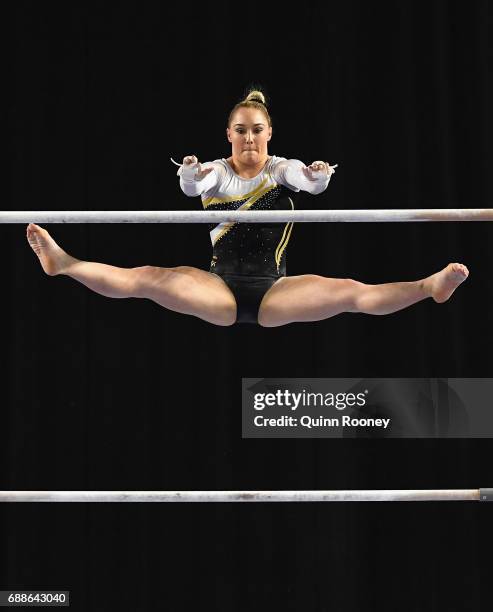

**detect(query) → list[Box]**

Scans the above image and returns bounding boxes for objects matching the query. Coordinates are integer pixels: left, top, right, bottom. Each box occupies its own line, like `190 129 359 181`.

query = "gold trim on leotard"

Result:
203 177 270 208
210 183 279 246
274 197 295 272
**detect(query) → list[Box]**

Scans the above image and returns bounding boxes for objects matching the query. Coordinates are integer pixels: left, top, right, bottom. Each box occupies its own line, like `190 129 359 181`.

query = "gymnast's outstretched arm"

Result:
173 155 224 197
272 159 337 195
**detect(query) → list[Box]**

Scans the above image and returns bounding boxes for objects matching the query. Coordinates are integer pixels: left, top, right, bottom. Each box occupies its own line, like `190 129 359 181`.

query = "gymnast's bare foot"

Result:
425 263 469 303
26 223 75 276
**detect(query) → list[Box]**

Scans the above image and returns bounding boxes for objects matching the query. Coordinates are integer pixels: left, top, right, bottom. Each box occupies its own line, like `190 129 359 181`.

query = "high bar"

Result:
0 489 491 502
1 209 493 224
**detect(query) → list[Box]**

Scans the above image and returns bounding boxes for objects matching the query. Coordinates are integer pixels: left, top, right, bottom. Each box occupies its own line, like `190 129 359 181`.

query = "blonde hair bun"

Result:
227 87 272 127
245 90 266 105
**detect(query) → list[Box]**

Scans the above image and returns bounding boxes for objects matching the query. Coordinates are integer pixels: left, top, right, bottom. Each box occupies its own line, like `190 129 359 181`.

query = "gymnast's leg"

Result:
26 223 237 326
257 264 469 327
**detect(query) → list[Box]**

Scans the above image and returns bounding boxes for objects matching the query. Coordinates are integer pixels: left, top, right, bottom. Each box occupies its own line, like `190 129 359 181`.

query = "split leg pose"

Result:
26 223 468 328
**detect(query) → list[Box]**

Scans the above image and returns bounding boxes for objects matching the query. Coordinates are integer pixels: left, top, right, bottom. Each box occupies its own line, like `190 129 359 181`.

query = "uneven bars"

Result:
1 210 493 224
0 489 491 502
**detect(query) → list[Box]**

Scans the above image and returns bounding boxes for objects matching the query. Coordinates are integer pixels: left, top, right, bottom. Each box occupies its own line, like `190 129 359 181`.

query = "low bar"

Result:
1 209 493 224
0 489 487 502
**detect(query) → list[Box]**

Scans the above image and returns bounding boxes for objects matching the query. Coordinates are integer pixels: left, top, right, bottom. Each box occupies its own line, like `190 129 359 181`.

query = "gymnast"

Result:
26 88 468 327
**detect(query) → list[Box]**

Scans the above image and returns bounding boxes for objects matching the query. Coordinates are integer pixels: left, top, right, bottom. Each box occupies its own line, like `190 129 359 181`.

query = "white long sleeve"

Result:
272 159 333 195
177 161 224 197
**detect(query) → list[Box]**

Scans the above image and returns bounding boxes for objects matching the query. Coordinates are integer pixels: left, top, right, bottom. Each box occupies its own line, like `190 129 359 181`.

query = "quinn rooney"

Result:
254 415 391 429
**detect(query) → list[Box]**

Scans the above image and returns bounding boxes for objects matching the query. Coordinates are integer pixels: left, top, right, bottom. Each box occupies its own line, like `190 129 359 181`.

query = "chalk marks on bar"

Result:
1 210 493 224
0 489 485 502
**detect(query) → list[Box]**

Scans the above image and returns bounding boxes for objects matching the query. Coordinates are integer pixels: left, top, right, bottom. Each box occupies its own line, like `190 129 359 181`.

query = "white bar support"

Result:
1 209 493 224
0 489 483 502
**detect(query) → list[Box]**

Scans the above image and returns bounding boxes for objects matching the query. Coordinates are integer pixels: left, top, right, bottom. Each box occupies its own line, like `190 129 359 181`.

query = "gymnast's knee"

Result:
316 277 367 313
131 265 173 298
342 278 369 313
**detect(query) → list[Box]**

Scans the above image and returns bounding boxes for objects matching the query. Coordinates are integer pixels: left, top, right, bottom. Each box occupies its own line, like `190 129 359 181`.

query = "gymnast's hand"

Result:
303 161 338 181
182 155 214 181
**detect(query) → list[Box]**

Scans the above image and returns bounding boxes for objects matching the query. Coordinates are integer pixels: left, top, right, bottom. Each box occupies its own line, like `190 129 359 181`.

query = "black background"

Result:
3 1 492 610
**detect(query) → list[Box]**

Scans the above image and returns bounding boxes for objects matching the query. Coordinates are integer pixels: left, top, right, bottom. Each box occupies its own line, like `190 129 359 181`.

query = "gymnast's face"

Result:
227 107 272 163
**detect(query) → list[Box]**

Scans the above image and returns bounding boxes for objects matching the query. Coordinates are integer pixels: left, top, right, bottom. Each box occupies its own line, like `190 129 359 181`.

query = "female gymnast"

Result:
26 89 468 327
